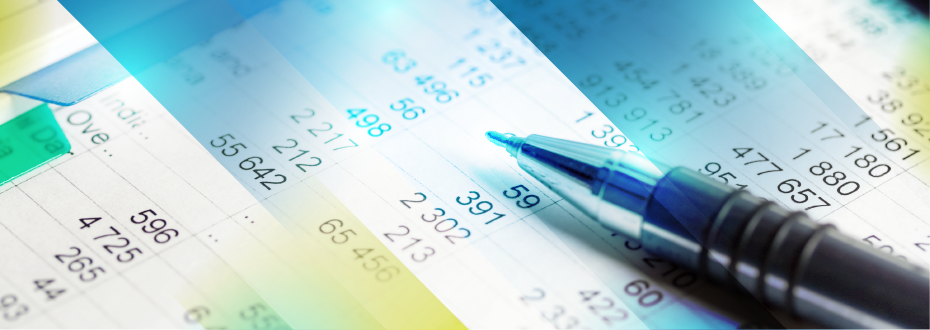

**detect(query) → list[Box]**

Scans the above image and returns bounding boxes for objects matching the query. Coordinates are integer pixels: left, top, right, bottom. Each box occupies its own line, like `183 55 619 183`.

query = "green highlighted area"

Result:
0 103 70 186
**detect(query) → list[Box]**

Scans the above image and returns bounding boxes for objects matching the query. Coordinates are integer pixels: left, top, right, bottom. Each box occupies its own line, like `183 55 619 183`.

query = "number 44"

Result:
33 279 65 301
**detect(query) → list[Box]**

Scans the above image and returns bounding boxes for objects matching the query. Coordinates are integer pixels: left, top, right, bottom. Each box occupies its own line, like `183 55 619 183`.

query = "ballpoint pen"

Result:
486 131 929 329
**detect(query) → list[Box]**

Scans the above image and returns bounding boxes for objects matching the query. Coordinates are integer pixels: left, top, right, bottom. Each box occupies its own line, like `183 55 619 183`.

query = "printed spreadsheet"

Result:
0 0 927 329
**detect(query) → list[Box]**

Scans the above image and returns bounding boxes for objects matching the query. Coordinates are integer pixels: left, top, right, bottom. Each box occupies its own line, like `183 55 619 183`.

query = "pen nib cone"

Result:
485 131 524 157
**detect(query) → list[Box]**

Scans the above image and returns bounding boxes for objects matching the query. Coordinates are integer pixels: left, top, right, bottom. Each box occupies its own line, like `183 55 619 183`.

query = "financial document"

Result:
0 0 927 328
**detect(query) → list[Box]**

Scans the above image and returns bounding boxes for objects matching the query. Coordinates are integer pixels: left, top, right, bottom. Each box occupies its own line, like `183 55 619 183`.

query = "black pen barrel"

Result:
638 167 929 328
488 132 929 328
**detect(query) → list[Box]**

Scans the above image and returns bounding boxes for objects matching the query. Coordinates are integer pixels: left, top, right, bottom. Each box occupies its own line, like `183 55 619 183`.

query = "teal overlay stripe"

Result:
0 103 71 186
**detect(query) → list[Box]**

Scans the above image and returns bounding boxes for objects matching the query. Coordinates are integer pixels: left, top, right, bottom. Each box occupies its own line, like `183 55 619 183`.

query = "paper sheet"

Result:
0 0 926 328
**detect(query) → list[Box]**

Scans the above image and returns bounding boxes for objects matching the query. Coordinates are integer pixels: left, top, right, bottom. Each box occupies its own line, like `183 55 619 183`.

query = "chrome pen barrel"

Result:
489 132 666 239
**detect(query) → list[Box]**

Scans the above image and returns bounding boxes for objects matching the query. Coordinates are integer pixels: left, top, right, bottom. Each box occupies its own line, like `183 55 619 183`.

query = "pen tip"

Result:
485 131 525 157
485 131 507 146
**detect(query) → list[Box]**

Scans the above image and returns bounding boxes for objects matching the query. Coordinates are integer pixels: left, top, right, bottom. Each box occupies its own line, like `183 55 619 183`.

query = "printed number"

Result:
90 225 144 263
376 266 400 282
346 109 393 136
410 246 436 262
848 153 892 177
456 191 506 224
542 305 579 329
870 128 921 162
650 127 673 141
130 209 179 244
184 306 212 325
295 157 322 172
809 161 859 195
319 219 344 234
389 98 426 120
621 108 674 141
400 193 427 208
777 179 831 210
456 191 481 206
690 77 737 106
290 108 316 123
502 185 540 208
210 134 250 157
53 247 106 282
307 122 333 137
271 139 297 153
810 122 845 140
423 81 459 103
698 162 744 188
246 160 283 179
623 280 663 307
444 228 471 244
210 134 234 147
236 156 288 190
270 139 324 172
353 249 401 282
578 291 629 325
383 225 410 242
419 207 472 244
382 225 436 263
421 208 445 222
914 236 930 252
360 255 385 270
32 279 65 301
318 219 355 244
590 125 632 148
239 303 282 329
0 294 29 321
867 90 903 113
382 50 417 73
863 235 907 261
78 217 100 229
223 144 246 156
733 149 783 175
259 175 287 190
